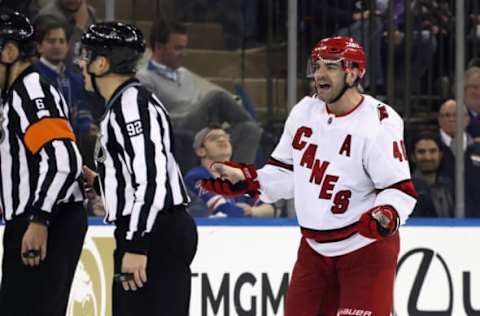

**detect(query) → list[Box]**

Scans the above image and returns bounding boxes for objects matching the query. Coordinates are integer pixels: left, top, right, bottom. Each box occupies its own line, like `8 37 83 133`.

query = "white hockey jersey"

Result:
257 94 417 256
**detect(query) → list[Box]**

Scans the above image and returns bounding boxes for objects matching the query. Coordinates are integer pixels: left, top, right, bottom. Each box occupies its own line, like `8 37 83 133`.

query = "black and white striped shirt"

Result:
95 78 189 251
0 66 83 222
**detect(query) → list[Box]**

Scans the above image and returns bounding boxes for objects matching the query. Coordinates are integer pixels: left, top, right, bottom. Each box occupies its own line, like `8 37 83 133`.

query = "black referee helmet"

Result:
78 21 145 75
0 9 34 60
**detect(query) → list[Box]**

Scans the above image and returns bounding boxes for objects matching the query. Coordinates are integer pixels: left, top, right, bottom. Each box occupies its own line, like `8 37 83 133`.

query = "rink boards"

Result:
0 218 479 316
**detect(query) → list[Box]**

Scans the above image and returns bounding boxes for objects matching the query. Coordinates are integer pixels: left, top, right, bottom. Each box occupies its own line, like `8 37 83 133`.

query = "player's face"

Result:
37 28 68 65
313 59 346 103
157 33 187 70
413 139 442 173
201 129 232 161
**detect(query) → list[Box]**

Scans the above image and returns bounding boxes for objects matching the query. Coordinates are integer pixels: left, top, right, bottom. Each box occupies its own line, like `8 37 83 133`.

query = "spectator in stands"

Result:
136 19 262 168
464 67 480 138
410 132 454 217
184 125 274 217
436 98 480 217
437 99 473 180
33 14 98 167
467 57 480 69
36 0 96 66
391 0 448 94
176 0 261 50
465 0 480 53
34 15 91 133
465 142 480 217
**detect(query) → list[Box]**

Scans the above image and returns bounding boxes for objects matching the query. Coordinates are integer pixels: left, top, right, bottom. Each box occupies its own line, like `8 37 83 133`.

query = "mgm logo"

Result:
67 236 112 316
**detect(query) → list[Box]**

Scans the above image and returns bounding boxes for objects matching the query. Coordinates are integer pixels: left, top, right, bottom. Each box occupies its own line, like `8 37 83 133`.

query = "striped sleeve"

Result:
115 88 168 254
31 139 82 218
13 76 82 220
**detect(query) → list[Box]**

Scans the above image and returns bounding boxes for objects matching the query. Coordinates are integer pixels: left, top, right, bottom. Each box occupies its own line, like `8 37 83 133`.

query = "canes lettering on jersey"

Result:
291 126 353 213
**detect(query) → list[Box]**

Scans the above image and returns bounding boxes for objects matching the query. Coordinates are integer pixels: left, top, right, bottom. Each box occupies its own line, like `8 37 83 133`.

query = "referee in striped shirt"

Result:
0 10 87 316
79 22 197 315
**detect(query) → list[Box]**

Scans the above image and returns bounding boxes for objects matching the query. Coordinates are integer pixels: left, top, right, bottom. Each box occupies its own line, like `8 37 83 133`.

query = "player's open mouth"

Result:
318 83 331 90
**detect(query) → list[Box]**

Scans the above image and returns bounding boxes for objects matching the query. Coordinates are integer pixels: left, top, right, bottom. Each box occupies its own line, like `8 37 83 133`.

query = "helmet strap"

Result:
89 72 101 96
328 73 352 104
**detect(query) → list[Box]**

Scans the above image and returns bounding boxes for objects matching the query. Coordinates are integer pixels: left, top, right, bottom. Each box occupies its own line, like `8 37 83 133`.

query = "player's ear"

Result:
346 68 360 86
96 55 110 73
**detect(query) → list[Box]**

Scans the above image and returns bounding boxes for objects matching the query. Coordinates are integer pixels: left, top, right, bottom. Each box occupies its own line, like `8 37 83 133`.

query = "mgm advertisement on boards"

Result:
1 224 479 316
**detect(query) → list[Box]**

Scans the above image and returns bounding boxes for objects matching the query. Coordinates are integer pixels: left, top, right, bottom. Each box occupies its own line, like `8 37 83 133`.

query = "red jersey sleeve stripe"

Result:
267 157 294 171
378 179 418 199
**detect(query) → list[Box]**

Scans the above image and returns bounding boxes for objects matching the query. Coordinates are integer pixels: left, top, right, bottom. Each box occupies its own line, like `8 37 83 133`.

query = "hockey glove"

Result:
357 205 400 239
200 161 260 199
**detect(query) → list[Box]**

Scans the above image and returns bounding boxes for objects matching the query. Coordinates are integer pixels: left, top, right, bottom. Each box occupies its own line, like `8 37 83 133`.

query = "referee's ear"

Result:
95 55 111 74
1 41 20 64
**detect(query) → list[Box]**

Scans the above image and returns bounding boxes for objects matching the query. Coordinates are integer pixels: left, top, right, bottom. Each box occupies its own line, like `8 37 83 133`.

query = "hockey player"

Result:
202 36 417 315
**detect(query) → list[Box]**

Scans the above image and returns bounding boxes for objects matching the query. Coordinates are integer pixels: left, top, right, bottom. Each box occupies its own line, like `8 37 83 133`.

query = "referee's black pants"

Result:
112 206 198 316
0 202 87 316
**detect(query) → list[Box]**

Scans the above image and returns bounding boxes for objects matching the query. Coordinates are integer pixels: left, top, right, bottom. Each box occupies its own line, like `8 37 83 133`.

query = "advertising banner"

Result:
0 219 479 316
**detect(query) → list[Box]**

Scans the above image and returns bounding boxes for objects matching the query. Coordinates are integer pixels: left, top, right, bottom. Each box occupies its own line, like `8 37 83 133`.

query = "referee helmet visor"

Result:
73 42 94 64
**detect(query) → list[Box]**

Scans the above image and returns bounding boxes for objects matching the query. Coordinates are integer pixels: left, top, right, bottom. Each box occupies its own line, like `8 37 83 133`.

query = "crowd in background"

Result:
17 0 480 219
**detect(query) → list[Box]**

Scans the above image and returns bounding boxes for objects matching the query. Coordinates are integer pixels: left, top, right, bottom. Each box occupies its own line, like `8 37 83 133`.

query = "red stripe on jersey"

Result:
378 180 418 199
267 157 293 171
301 222 359 243
326 95 364 117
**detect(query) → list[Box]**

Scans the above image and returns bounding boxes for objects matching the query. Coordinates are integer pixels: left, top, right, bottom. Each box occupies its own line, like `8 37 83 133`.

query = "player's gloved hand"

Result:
357 205 399 239
200 161 260 199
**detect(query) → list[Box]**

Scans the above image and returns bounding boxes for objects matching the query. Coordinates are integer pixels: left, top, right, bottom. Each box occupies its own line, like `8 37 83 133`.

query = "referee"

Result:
0 10 87 316
79 22 198 315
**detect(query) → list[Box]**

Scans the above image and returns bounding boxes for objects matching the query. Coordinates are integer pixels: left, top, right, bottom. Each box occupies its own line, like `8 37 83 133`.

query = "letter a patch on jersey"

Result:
339 134 352 157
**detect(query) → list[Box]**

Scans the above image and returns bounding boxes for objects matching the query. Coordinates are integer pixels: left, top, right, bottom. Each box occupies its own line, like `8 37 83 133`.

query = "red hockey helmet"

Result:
310 36 366 78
